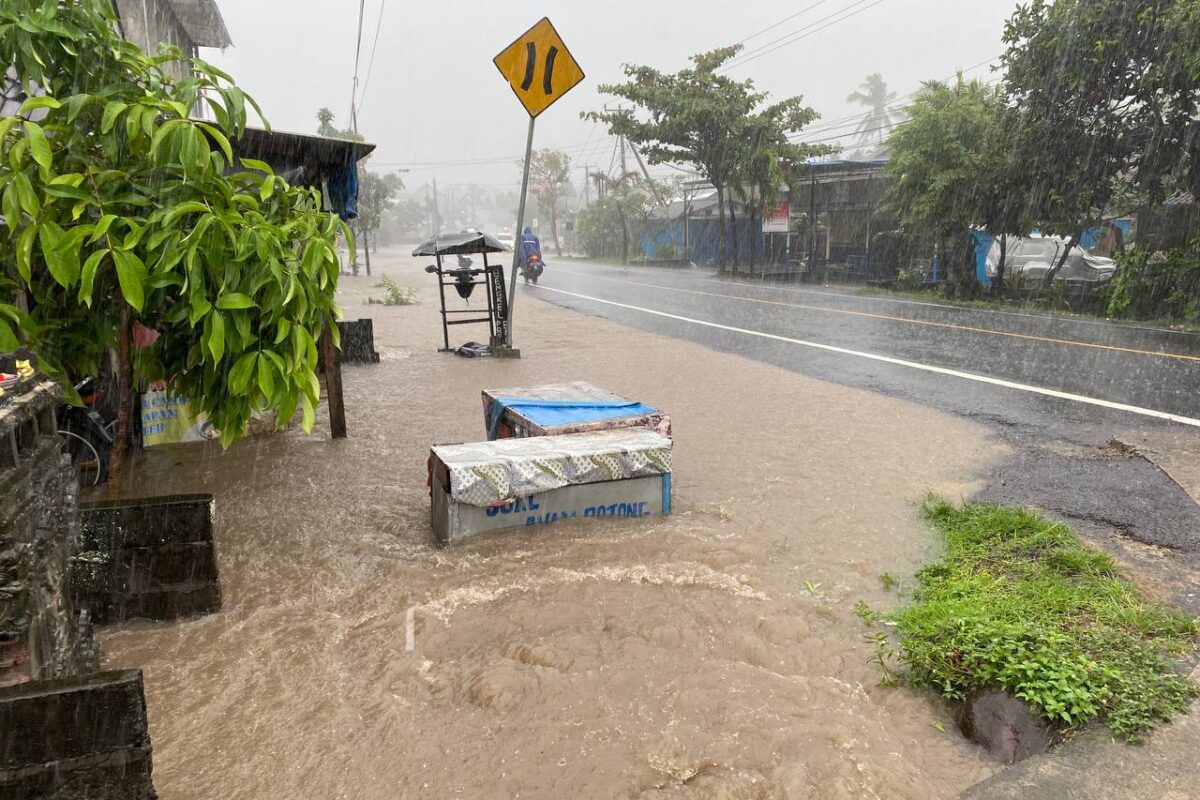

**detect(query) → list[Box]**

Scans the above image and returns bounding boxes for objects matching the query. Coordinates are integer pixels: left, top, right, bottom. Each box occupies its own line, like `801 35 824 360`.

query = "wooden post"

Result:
106 301 134 500
320 324 347 439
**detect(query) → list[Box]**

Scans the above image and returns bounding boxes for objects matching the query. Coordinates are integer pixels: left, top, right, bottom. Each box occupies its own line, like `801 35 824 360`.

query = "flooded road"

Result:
100 248 1006 799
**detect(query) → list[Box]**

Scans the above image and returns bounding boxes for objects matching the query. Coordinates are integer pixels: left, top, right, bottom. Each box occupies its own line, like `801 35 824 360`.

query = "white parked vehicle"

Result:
985 235 1116 283
494 232 516 252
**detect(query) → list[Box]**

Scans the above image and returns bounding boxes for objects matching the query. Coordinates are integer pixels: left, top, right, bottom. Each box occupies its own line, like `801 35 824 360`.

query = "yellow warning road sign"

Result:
494 17 585 118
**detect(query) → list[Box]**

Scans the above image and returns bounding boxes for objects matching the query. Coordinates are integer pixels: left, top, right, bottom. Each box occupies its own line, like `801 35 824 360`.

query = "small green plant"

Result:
802 580 824 598
854 600 883 626
865 630 898 687
888 497 1199 741
880 572 900 592
368 275 418 306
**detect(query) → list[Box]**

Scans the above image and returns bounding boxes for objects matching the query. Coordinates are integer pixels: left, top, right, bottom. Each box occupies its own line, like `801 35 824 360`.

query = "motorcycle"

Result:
58 376 116 487
520 252 544 284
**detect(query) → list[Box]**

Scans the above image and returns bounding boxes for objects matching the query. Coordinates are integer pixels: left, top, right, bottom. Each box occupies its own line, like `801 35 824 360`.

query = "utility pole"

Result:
425 183 433 236
432 178 442 235
628 141 667 211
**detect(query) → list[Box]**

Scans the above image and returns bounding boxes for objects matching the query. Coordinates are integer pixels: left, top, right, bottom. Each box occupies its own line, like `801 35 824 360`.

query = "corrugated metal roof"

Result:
165 0 232 48
233 127 376 172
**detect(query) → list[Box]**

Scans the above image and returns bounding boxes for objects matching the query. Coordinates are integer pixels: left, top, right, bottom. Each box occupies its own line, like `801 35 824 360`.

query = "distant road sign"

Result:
494 17 585 118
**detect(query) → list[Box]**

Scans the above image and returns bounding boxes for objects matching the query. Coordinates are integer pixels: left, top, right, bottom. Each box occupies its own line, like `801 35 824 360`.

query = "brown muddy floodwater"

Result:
100 248 1007 799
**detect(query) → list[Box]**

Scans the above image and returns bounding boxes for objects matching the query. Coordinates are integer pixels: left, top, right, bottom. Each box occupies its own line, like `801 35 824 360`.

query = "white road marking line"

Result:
534 284 1200 429
553 262 1200 338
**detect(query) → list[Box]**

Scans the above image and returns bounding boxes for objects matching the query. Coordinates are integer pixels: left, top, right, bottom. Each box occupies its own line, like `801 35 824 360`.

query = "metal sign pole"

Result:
506 115 536 349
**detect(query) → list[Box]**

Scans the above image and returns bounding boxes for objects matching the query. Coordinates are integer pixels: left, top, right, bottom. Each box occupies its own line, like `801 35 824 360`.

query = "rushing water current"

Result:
99 251 1005 799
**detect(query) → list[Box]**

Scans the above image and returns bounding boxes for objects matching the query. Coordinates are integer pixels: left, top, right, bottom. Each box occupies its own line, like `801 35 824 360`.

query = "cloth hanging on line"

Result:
326 150 359 221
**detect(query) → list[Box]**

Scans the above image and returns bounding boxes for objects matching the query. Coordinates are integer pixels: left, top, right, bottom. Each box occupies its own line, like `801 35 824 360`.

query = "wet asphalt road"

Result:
525 261 1200 591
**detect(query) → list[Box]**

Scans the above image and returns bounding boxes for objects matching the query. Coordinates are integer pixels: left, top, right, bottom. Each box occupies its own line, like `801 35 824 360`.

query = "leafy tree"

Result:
380 195 427 242
1000 0 1200 282
847 73 900 154
316 107 339 137
731 106 831 269
885 76 1003 289
0 0 349 484
588 46 827 271
576 172 656 264
526 148 571 257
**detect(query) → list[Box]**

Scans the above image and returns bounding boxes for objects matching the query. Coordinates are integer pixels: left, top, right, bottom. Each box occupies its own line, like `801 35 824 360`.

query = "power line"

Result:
356 0 388 117
734 0 837 45
721 0 893 73
372 142 615 171
720 0 875 70
348 0 367 132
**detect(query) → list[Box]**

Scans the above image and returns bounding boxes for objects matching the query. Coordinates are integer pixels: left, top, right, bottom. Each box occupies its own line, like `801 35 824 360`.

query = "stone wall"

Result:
0 382 96 688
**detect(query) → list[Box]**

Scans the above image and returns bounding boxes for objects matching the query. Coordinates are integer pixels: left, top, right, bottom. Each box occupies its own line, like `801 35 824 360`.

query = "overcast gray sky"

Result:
208 0 1020 190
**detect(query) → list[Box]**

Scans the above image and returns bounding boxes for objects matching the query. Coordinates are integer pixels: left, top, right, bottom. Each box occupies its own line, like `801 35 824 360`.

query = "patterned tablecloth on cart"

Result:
431 428 672 508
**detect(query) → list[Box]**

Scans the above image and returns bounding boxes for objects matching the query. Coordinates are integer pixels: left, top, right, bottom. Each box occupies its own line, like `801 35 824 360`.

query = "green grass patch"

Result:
888 497 1199 741
367 275 419 306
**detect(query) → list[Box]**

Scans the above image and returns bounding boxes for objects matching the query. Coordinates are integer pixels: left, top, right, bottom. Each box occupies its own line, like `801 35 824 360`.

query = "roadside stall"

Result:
428 428 673 545
414 232 512 355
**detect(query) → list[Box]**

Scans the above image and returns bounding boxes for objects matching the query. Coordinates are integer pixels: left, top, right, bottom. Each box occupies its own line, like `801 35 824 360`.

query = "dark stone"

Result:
336 318 380 364
958 690 1057 764
74 495 221 624
0 670 154 800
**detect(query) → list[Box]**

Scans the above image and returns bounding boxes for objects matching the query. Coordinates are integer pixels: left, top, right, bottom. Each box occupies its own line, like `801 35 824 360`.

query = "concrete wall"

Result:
0 382 96 688
114 0 196 82
0 670 155 800
73 494 221 625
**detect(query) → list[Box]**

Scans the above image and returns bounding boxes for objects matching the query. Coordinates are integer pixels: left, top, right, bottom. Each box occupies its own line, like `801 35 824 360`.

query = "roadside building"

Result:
641 159 894 278
2 0 230 118
113 0 231 79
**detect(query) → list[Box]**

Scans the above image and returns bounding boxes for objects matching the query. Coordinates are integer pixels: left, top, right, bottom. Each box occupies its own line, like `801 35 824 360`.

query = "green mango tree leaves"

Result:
0 0 350 446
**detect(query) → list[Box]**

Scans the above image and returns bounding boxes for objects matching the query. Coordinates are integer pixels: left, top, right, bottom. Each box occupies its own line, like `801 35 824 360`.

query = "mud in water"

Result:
100 248 1007 799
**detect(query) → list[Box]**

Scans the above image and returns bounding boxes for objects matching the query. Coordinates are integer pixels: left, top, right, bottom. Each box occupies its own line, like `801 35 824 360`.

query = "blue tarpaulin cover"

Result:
488 398 659 440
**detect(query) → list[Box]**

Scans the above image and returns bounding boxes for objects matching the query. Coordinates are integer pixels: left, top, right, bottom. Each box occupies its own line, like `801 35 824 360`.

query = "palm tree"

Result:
847 73 900 155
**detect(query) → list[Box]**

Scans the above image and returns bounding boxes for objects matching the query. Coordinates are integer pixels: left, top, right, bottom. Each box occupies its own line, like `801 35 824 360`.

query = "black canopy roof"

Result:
233 127 375 174
412 231 508 256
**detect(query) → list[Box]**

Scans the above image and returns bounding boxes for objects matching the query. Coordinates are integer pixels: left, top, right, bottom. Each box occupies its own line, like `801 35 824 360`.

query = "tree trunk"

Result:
716 185 727 273
551 204 563 257
1042 230 1082 288
748 190 757 272
728 196 740 273
106 301 134 500
363 229 372 276
959 235 977 297
617 207 629 265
